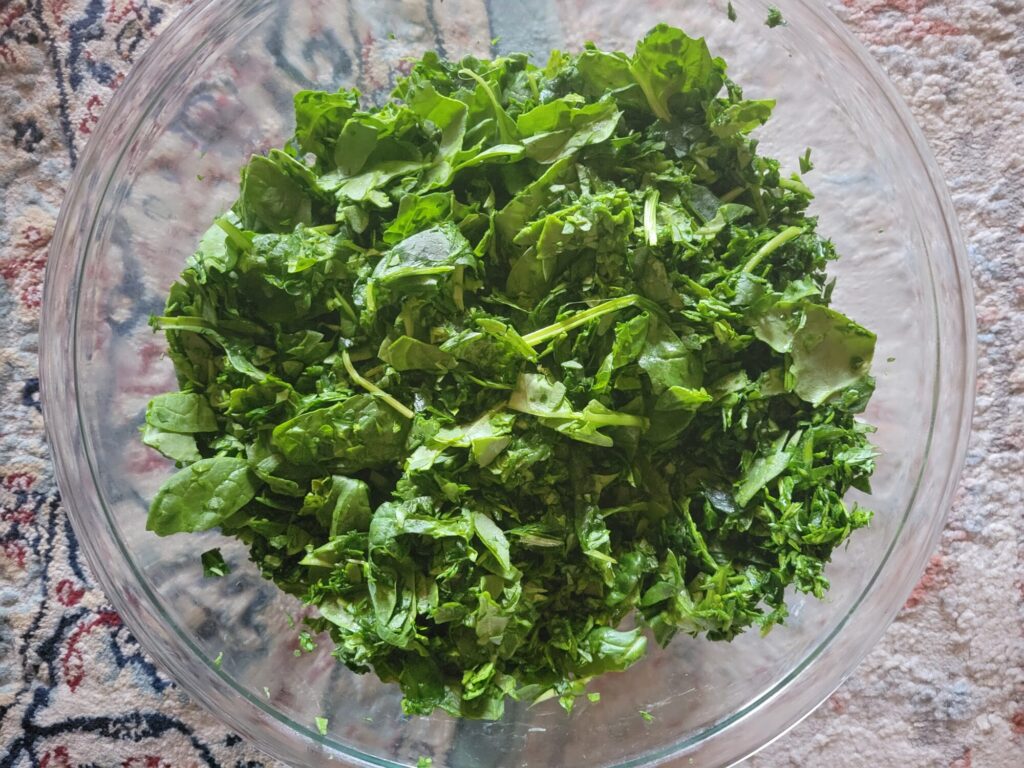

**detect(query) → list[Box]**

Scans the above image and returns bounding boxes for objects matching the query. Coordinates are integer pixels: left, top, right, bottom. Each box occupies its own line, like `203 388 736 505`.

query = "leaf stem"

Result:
453 265 465 311
741 226 803 274
778 177 813 197
215 217 253 252
719 186 745 204
748 183 769 223
586 412 650 428
342 350 415 419
521 295 642 347
309 223 341 234
459 68 515 143
643 189 660 247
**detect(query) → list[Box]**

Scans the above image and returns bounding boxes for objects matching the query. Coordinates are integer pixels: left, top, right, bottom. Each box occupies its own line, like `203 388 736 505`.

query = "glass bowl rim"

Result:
39 1 977 765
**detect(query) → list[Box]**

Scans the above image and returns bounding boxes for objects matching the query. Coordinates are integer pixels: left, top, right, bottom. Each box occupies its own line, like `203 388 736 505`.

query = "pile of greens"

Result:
143 24 877 719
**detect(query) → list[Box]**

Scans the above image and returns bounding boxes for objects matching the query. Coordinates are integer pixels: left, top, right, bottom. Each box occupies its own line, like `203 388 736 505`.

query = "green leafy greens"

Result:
144 24 876 719
201 547 231 577
766 7 786 28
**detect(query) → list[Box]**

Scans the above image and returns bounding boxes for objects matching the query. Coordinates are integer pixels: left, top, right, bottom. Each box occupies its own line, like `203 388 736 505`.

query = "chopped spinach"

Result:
201 547 230 577
766 6 786 28
145 25 876 719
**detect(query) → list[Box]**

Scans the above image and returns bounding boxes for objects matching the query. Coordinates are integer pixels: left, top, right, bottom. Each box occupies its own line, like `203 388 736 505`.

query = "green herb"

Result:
726 2 737 22
315 716 329 736
766 6 786 27
799 148 814 174
588 692 602 703
417 759 433 768
145 25 876 721
213 651 223 669
295 630 318 656
201 547 231 577
640 710 654 722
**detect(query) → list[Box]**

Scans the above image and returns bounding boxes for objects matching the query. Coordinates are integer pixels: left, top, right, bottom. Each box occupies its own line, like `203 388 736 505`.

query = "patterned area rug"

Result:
1 1 1021 766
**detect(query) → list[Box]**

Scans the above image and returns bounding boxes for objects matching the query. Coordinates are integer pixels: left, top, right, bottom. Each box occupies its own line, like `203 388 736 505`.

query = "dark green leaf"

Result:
272 395 410 471
148 457 258 535
630 24 725 121
238 150 319 232
380 336 457 372
201 548 231 578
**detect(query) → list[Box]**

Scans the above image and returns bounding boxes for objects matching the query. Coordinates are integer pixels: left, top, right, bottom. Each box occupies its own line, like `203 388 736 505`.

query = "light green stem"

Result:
215 217 252 252
778 177 813 197
342 350 415 419
644 189 660 247
719 186 745 204
309 223 341 234
459 68 515 143
741 226 803 274
521 295 642 347
587 412 650 428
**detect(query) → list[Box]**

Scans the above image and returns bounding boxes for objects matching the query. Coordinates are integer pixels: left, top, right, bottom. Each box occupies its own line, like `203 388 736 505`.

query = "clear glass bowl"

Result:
40 1 975 766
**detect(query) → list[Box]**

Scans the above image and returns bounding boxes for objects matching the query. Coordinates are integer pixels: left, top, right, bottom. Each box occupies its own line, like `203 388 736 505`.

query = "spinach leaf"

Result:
630 24 725 120
293 89 360 161
639 319 703 393
271 395 410 471
201 548 231 578
141 425 201 464
790 304 876 405
238 150 320 232
407 85 468 188
379 336 457 372
301 475 372 536
146 392 218 433
148 457 258 535
509 374 647 447
516 97 621 163
766 7 786 28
